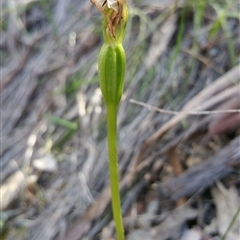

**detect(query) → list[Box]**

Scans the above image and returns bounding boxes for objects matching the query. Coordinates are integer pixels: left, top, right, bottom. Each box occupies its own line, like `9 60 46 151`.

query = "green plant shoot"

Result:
90 0 128 239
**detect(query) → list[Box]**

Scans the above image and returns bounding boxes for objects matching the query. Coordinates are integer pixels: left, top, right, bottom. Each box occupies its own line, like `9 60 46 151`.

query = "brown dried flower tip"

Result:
91 0 125 38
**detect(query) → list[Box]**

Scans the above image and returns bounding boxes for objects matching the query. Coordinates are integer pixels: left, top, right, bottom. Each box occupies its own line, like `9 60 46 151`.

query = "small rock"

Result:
127 229 152 240
32 154 57 172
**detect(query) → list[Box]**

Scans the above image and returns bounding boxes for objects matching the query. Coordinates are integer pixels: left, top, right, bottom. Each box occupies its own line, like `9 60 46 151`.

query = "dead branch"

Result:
158 136 240 200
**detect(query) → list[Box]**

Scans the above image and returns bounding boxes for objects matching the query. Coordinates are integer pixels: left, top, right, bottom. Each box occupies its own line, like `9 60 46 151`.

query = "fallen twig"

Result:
158 136 240 200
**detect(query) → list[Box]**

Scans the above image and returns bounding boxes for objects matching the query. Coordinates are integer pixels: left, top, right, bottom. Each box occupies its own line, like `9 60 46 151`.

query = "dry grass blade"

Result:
134 64 240 164
145 14 177 69
130 99 240 115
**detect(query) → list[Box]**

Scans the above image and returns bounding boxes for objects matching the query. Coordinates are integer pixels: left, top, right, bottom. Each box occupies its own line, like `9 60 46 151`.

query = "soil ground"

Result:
1 0 240 240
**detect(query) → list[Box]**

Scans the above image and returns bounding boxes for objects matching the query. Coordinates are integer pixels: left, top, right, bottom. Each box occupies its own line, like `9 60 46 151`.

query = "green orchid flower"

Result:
90 1 128 239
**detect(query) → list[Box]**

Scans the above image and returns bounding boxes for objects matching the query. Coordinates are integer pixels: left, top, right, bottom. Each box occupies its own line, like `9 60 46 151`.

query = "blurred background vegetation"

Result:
1 0 240 239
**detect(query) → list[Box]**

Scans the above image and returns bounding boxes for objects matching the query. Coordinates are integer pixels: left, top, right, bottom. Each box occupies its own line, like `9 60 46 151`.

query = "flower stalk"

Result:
90 1 128 239
106 103 124 240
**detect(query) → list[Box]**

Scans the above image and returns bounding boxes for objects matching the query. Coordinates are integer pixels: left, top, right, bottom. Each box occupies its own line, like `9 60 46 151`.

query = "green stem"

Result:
106 103 125 240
